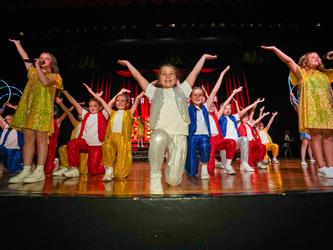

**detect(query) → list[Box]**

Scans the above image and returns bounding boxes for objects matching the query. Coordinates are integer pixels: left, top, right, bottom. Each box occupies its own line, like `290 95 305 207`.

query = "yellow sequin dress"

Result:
12 67 63 133
290 67 333 131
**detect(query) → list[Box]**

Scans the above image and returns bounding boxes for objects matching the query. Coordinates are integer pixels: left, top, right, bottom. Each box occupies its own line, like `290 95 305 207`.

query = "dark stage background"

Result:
1 0 332 157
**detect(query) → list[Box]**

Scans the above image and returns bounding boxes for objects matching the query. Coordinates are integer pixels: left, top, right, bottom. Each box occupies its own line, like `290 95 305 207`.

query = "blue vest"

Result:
0 127 24 149
219 115 240 138
188 104 211 137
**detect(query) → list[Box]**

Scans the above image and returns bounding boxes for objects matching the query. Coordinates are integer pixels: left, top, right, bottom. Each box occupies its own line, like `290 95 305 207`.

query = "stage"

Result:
1 159 333 249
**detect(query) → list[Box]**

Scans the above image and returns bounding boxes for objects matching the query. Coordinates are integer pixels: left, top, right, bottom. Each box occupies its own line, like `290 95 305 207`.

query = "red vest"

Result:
239 123 261 143
77 111 107 143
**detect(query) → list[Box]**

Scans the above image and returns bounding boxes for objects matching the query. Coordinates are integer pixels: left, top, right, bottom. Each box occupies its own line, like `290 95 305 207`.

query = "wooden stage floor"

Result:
1 159 333 197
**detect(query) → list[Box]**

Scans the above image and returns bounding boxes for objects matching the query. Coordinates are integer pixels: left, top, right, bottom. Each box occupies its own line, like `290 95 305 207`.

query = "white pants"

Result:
148 129 187 186
220 136 249 166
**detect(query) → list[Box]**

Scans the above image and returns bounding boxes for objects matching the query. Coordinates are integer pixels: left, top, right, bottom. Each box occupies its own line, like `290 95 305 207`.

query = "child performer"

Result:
61 89 108 178
257 108 280 164
52 97 88 176
201 67 237 177
84 84 144 181
218 97 264 174
8 39 63 184
238 110 270 169
0 104 24 173
118 54 217 194
261 46 333 178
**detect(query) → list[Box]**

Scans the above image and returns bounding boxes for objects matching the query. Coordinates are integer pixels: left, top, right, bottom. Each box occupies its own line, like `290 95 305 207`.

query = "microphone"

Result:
23 58 45 65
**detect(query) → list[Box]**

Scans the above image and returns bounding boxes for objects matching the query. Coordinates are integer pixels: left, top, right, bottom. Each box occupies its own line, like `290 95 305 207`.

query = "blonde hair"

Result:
42 52 60 73
298 52 327 72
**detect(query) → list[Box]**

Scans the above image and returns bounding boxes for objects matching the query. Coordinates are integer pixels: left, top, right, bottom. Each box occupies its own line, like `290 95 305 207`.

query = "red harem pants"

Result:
67 138 105 175
208 135 236 176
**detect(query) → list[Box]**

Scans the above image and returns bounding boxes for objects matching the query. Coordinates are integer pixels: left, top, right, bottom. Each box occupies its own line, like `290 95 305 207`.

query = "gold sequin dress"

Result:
12 67 63 133
290 67 333 131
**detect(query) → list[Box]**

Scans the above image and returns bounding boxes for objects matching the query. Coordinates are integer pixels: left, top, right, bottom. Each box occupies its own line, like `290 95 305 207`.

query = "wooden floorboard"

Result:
1 159 333 197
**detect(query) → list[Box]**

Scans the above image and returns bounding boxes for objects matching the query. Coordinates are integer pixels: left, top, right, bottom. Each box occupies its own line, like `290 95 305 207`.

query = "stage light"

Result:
316 23 321 27
19 31 24 36
170 23 176 28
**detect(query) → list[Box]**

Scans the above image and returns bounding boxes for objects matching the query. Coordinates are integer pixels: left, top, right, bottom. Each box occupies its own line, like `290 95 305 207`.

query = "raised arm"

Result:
205 66 230 109
238 98 265 118
62 90 83 116
83 83 112 115
252 112 270 127
217 86 243 118
261 46 301 81
117 60 150 91
130 91 145 116
56 97 78 127
265 112 278 131
232 98 241 114
108 88 131 108
9 39 32 71
35 59 55 87
248 103 258 123
185 54 218 87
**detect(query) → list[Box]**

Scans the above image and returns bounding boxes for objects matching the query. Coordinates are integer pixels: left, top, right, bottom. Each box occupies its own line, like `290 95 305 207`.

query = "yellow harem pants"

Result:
102 132 132 179
264 143 279 161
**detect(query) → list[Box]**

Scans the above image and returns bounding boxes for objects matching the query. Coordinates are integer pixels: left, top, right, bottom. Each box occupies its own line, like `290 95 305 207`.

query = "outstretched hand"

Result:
117 60 130 66
203 54 218 60
232 86 243 94
9 39 20 44
260 45 276 51
222 65 230 73
272 111 278 116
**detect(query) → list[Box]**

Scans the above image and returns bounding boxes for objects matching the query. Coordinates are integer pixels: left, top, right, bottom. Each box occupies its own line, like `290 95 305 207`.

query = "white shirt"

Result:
145 81 192 135
0 124 20 149
112 110 124 133
244 123 254 141
208 114 219 136
259 130 270 144
194 103 209 135
81 109 109 146
225 114 239 140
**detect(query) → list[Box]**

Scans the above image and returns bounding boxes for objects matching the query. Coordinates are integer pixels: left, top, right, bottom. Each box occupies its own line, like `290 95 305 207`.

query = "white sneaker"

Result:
301 161 308 167
309 159 316 163
272 158 280 164
257 161 267 169
240 163 255 172
103 167 114 182
8 167 32 183
64 167 80 178
201 164 210 179
23 168 45 183
224 164 236 175
317 167 333 178
52 167 68 176
150 178 164 195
